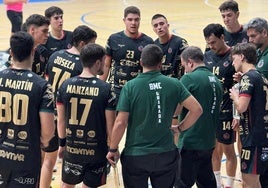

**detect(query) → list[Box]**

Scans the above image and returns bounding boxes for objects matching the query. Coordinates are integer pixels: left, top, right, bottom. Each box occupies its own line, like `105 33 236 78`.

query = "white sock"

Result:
214 171 222 188
225 176 235 187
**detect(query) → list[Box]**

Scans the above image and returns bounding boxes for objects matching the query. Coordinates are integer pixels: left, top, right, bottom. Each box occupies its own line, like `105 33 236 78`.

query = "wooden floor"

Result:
1 0 268 50
1 0 268 187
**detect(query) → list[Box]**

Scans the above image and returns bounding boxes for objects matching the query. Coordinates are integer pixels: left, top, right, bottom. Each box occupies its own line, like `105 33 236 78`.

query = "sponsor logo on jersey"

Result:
0 149 25 161
7 129 14 139
14 177 35 185
260 152 268 162
223 61 230 67
27 73 33 78
87 131 95 138
18 131 27 140
66 128 72 136
138 46 143 52
64 165 81 176
76 130 84 138
264 115 268 123
223 133 230 140
241 161 247 170
168 47 173 54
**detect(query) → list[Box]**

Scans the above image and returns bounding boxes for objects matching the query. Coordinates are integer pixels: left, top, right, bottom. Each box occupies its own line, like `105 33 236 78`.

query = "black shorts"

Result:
240 146 268 175
216 119 235 144
175 148 216 188
7 10 22 33
120 149 178 188
0 162 40 188
62 158 107 187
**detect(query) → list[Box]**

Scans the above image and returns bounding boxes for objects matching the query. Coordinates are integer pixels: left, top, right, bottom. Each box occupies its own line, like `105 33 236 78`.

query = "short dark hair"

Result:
151 14 167 21
219 0 239 12
203 23 224 39
246 17 268 33
24 14 50 31
45 6 63 18
231 43 257 65
124 6 140 18
141 44 163 67
181 46 204 63
10 31 34 62
72 25 97 47
80 43 106 68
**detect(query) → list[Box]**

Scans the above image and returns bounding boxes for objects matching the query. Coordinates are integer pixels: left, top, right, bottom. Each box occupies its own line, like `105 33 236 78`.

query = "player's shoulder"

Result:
109 31 124 38
140 32 154 42
63 30 73 35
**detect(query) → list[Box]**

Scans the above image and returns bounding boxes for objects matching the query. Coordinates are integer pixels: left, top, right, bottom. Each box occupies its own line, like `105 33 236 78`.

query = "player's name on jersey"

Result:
54 56 76 70
0 78 33 91
66 85 99 96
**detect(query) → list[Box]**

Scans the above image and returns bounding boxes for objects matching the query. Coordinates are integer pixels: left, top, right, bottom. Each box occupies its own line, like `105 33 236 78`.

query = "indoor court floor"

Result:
1 0 268 187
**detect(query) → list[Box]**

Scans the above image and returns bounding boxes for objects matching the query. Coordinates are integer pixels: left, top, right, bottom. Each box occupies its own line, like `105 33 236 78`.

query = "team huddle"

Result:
0 0 268 188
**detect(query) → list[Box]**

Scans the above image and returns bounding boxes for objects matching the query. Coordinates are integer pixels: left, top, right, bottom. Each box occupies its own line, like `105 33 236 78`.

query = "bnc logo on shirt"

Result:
257 59 264 68
149 82 162 90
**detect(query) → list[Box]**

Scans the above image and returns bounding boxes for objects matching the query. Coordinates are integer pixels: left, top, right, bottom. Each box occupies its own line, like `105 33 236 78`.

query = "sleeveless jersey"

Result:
204 49 235 120
154 34 188 78
106 31 154 95
0 68 54 171
239 70 268 147
57 76 116 162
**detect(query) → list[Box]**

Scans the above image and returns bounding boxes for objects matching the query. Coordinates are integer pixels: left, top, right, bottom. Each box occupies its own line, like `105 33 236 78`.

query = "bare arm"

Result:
177 95 203 131
56 104 66 158
56 104 66 139
106 111 129 166
171 104 183 144
105 109 116 146
99 55 111 81
40 112 55 148
229 87 250 113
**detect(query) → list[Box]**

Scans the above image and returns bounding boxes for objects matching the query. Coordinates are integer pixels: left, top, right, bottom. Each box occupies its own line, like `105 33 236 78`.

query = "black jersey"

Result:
44 30 73 57
204 49 235 120
32 44 49 77
106 31 154 93
57 76 116 162
0 68 54 170
224 26 248 47
154 35 188 78
239 70 268 147
45 49 82 96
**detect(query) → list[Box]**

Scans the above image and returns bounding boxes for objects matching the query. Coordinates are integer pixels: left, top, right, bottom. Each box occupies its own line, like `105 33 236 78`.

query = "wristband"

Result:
59 137 66 147
172 116 178 119
109 148 118 153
